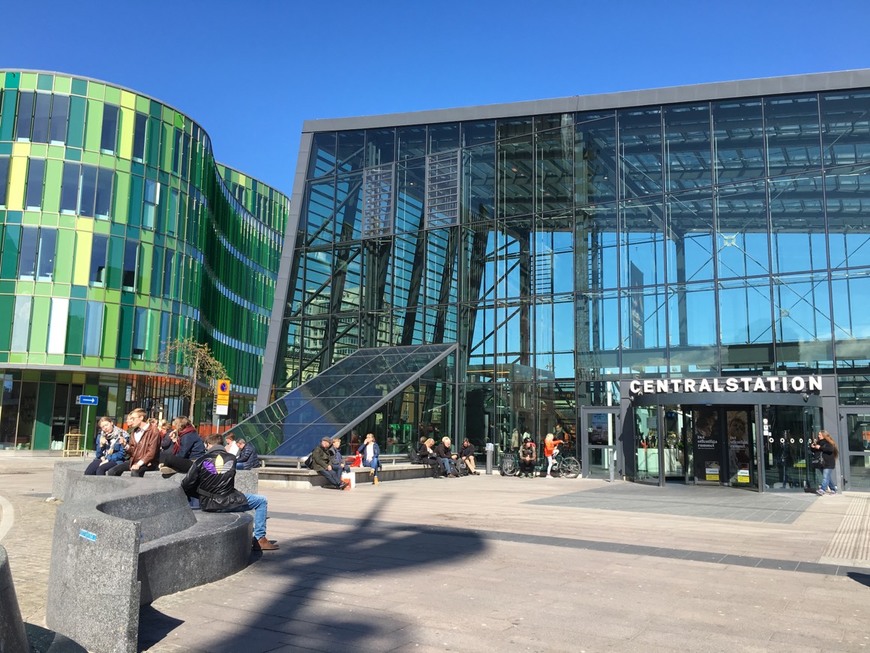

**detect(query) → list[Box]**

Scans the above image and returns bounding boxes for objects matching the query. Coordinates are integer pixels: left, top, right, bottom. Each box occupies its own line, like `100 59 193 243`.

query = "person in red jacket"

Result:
543 432 564 478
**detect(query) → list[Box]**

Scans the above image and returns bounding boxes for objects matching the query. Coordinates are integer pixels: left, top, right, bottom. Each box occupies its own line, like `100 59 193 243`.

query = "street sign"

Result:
76 395 98 406
215 404 229 416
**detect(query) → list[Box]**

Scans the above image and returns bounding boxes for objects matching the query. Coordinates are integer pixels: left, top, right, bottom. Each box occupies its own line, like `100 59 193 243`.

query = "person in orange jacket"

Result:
543 432 564 478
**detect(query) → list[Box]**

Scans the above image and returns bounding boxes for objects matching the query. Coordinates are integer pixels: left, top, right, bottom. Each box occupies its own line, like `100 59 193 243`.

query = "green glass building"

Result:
240 69 870 493
0 70 289 450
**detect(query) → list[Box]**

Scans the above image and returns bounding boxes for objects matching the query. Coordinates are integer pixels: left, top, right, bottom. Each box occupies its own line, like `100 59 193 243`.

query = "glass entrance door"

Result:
581 408 619 479
683 405 757 489
840 409 870 491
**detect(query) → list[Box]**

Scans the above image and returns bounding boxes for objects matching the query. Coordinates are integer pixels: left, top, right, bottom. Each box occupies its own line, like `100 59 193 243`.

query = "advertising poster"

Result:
693 408 721 481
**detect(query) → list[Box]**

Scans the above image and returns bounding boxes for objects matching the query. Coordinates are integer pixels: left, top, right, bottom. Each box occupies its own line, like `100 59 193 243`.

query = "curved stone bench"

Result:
46 473 253 653
0 545 29 653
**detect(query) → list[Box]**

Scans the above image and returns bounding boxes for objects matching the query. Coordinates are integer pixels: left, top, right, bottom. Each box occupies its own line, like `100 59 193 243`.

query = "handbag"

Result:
811 450 824 469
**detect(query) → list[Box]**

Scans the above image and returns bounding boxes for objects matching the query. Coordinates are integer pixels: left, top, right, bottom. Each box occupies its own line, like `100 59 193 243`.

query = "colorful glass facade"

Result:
259 70 870 492
0 70 289 450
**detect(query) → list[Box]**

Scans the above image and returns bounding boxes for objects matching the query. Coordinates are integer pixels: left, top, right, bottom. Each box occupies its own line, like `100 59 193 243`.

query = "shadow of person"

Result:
139 495 487 651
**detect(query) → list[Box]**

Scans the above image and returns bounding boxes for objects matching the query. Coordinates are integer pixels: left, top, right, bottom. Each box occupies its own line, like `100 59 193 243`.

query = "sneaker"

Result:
340 480 351 490
160 464 177 477
816 489 825 495
252 536 279 551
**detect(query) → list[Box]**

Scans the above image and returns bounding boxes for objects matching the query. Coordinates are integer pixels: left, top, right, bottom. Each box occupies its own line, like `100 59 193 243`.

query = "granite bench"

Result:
46 468 254 653
257 459 435 489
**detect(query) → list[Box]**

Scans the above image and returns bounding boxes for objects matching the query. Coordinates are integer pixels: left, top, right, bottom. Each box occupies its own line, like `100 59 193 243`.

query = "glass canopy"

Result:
230 343 456 456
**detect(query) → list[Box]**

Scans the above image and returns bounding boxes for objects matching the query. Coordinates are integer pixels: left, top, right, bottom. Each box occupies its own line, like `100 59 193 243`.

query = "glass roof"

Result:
230 343 456 456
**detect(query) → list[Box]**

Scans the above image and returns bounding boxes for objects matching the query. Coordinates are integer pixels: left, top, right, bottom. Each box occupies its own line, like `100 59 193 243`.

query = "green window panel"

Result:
104 86 120 105
127 174 143 227
37 74 53 91
43 158 62 212
67 97 86 148
101 303 119 359
65 299 85 355
0 90 17 141
84 99 103 153
161 122 173 171
30 296 51 354
64 354 81 365
146 119 161 167
116 303 133 360
33 385 53 450
0 295 13 350
53 76 71 95
87 82 105 101
64 147 81 161
1 225 20 279
54 229 73 284
19 73 37 90
4 72 20 88
70 78 87 96
138 244 153 295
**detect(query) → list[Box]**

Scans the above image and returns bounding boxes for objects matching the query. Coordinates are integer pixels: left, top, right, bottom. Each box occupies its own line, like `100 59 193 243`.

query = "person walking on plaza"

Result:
107 408 161 477
181 433 278 551
311 436 350 490
358 432 381 485
811 430 839 495
542 432 564 478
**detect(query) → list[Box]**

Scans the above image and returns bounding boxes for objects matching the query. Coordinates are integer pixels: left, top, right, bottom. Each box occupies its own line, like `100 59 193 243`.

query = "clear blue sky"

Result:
2 0 868 195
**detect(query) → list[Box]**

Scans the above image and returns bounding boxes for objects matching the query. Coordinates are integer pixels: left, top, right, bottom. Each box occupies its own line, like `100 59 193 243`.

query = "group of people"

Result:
515 432 565 478
309 432 381 489
83 408 276 551
416 436 479 477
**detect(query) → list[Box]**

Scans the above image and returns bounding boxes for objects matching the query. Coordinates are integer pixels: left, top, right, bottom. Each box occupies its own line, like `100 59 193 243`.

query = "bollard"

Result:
609 450 616 482
485 441 494 475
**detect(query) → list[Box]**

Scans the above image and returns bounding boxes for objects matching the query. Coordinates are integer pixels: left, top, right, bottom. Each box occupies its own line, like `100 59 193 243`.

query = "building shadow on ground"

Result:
847 571 870 588
138 495 487 651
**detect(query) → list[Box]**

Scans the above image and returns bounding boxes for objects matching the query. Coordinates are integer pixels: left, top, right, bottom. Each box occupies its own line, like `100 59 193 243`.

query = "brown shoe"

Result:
253 536 279 551
340 480 351 490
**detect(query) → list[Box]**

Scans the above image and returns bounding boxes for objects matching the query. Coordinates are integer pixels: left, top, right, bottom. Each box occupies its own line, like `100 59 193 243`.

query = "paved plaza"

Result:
1 455 869 652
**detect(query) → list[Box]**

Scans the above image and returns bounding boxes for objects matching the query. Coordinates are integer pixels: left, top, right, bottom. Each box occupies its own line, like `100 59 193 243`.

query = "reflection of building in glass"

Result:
0 70 288 450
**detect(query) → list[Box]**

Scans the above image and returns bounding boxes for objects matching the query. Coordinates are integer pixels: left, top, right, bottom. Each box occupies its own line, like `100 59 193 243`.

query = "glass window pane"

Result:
95 168 113 217
25 158 45 209
122 240 137 289
16 91 34 140
765 94 821 178
60 162 79 212
90 234 107 285
0 157 9 206
79 165 97 217
49 95 69 144
37 228 56 281
32 93 51 143
17 227 38 279
84 301 103 356
133 112 147 160
11 296 32 351
101 104 118 152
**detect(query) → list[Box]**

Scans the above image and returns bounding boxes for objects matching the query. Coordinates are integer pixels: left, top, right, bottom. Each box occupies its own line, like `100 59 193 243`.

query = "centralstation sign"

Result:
628 375 823 397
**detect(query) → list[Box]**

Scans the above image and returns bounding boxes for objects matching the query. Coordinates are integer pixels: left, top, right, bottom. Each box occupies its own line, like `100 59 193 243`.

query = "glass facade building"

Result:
252 70 870 493
0 70 289 450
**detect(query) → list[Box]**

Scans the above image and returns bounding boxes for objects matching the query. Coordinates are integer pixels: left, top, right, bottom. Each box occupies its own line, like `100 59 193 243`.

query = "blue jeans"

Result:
820 467 837 493
242 493 268 539
362 456 379 478
439 458 456 475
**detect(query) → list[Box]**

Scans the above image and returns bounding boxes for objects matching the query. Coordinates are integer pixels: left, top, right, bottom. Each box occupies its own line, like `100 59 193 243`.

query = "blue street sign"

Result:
76 395 99 406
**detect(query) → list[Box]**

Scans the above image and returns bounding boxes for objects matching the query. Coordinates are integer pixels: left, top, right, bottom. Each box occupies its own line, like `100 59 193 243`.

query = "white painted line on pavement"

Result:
0 495 14 542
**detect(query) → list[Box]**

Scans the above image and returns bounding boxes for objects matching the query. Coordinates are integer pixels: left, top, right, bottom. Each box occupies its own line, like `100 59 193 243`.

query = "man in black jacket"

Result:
236 437 261 470
181 433 278 551
310 436 349 490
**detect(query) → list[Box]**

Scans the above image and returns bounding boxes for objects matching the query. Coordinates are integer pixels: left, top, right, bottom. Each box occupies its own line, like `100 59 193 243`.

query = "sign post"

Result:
215 379 230 417
75 395 99 451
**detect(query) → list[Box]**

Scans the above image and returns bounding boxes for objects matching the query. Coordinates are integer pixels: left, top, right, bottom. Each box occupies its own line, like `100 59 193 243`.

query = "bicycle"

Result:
549 449 581 478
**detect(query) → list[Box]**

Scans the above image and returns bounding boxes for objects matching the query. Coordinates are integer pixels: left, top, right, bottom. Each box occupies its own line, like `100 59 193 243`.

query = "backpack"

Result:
303 454 314 469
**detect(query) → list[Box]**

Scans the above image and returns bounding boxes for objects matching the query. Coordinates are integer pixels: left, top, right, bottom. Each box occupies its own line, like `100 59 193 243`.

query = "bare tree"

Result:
160 338 229 420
